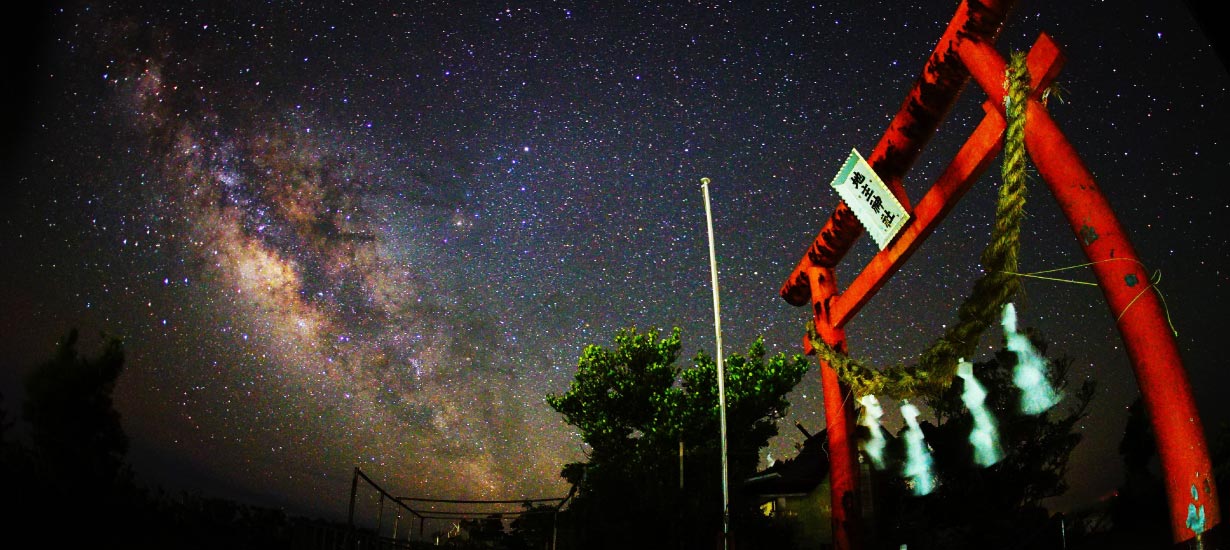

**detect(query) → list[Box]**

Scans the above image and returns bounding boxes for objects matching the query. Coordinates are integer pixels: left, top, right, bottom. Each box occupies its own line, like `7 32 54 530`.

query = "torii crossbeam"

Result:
779 1 1221 548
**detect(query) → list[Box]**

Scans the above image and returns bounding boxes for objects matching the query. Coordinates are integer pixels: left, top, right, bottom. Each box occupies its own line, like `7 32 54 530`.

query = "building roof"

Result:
743 427 830 497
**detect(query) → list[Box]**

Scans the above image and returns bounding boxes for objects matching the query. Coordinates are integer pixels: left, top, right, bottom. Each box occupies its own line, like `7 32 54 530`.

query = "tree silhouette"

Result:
459 513 509 548
868 336 1095 550
1061 396 1177 549
0 389 24 485
22 329 131 492
4 328 364 548
14 328 138 544
507 503 558 550
1111 397 1170 543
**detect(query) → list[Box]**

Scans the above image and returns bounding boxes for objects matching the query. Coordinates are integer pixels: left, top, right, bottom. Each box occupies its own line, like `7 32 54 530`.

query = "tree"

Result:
22 329 130 490
1214 421 1230 511
868 334 1095 550
507 503 558 550
0 391 12 441
546 326 810 549
1066 396 1184 549
17 328 138 543
459 513 509 548
0 389 25 486
1108 397 1170 545
5 328 406 547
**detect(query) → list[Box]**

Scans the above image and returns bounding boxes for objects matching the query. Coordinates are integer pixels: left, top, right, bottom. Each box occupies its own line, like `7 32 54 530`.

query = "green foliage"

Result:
546 326 684 455
547 326 810 549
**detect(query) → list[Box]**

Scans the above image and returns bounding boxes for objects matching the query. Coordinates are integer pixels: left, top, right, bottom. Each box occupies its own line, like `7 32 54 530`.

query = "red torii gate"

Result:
778 1 1221 548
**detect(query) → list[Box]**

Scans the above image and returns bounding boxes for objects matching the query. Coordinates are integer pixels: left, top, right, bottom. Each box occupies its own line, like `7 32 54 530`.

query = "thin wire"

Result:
999 271 1098 286
1118 269 1176 337
999 257 1177 336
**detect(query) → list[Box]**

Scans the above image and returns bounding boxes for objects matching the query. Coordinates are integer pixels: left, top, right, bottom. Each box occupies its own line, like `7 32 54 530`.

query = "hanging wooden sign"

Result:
828 148 909 250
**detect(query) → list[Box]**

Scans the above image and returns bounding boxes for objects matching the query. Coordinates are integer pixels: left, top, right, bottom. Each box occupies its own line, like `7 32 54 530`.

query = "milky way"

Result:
119 49 549 501
4 0 1230 525
3 3 577 519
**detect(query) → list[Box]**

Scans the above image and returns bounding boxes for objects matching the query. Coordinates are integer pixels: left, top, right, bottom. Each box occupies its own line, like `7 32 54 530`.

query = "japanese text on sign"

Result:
829 148 909 250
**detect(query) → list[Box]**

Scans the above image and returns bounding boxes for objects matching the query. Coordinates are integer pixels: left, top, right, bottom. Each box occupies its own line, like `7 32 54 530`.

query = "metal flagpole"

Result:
701 177 730 550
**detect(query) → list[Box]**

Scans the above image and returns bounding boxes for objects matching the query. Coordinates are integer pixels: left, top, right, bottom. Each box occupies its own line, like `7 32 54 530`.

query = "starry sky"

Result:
3 0 1228 526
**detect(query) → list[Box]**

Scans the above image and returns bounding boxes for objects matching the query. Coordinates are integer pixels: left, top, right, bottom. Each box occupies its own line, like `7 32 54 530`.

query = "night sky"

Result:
3 0 1228 526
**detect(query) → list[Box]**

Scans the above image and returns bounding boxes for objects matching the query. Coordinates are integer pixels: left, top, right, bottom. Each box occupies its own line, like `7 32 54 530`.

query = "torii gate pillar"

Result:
781 1 1220 548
